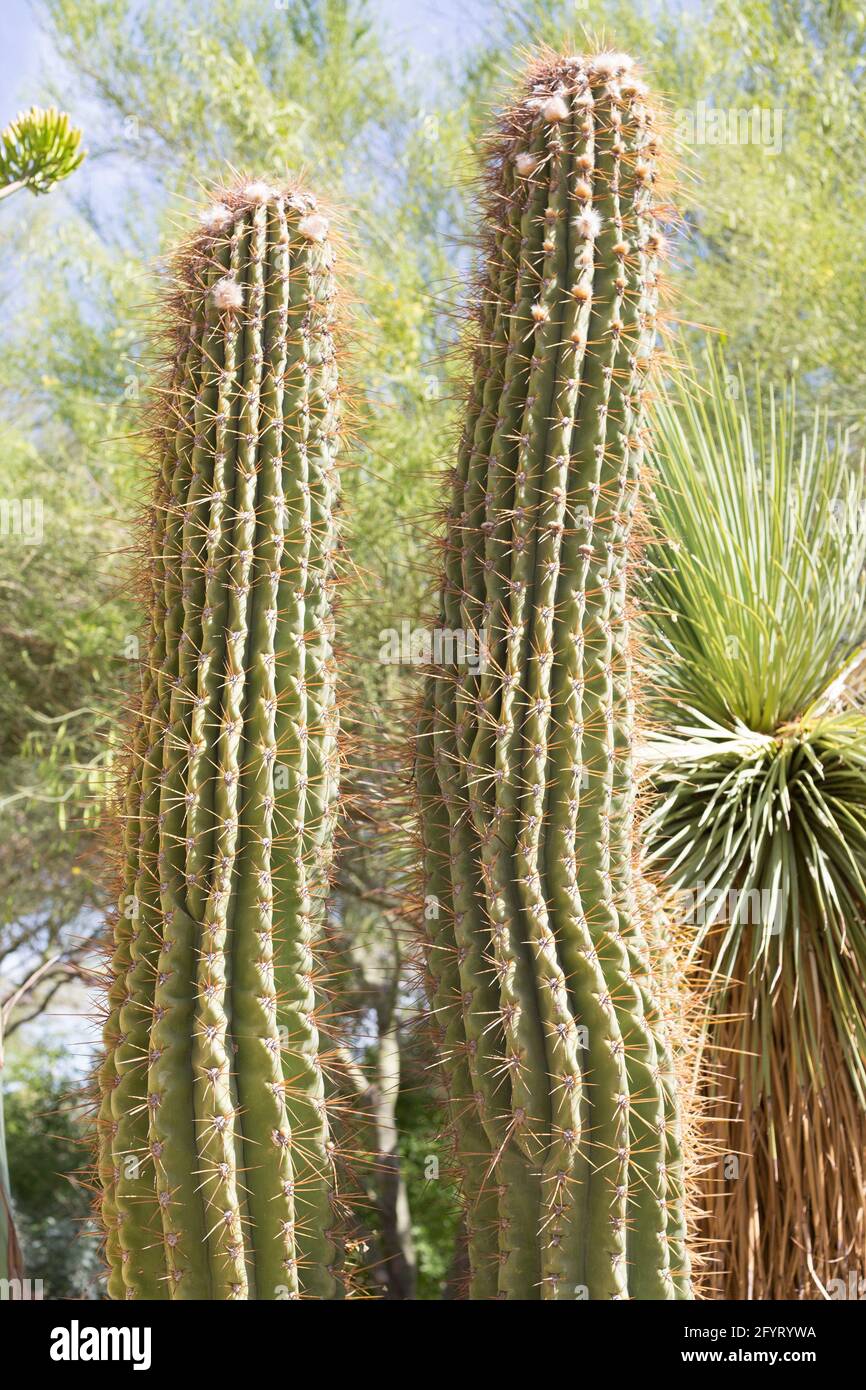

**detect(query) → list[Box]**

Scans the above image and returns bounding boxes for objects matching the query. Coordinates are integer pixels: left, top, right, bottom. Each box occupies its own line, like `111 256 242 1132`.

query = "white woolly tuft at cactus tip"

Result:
244 180 275 203
199 202 232 230
211 275 244 311
589 51 635 76
514 151 540 177
541 94 569 122
575 208 603 240
298 212 329 242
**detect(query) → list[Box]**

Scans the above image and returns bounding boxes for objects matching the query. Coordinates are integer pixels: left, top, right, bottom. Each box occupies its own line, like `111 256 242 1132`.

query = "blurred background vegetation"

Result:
1 0 864 1296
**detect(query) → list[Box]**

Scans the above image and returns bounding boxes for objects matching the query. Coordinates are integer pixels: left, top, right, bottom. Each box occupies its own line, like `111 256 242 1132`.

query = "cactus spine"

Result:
417 51 692 1300
97 182 344 1299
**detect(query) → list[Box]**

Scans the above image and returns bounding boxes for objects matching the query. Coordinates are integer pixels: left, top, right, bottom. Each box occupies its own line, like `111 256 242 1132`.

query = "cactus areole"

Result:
417 51 692 1299
97 182 344 1299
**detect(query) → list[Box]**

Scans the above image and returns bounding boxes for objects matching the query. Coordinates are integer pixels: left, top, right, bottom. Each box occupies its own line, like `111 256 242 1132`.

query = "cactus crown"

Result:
416 49 693 1300
97 180 349 1300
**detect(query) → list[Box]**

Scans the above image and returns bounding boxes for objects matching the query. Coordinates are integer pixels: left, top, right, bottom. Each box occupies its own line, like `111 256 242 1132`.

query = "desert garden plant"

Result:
642 342 866 1298
97 180 348 1300
416 47 694 1300
0 104 85 1286
0 106 83 202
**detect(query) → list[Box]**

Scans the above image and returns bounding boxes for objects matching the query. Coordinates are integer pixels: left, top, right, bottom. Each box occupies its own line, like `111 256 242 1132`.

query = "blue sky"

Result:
0 0 45 107
0 0 498 246
0 0 495 114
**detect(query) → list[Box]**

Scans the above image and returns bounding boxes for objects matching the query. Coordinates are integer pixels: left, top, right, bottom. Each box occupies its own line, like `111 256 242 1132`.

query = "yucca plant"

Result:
641 342 866 1299
0 107 83 203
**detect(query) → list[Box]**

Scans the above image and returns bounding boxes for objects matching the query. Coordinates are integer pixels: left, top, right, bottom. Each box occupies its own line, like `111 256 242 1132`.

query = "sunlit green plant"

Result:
0 107 84 202
641 342 866 1298
0 102 85 1281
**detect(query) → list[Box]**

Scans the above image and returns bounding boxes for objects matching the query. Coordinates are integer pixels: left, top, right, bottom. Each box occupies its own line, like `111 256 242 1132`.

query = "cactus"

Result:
416 50 692 1299
97 181 345 1300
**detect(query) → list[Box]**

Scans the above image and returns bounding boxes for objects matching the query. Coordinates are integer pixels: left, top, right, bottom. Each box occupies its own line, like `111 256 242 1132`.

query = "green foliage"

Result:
472 0 866 419
644 346 866 734
44 0 391 170
393 1081 461 1300
0 106 83 201
5 1049 99 1297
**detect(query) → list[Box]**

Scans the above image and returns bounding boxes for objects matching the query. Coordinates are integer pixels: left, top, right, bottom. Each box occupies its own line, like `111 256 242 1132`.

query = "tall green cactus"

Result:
417 50 692 1300
97 181 345 1300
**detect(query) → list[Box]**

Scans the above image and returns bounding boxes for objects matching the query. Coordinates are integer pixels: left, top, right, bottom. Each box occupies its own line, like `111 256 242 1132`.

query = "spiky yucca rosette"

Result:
642 345 866 1299
96 180 349 1300
416 49 695 1299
